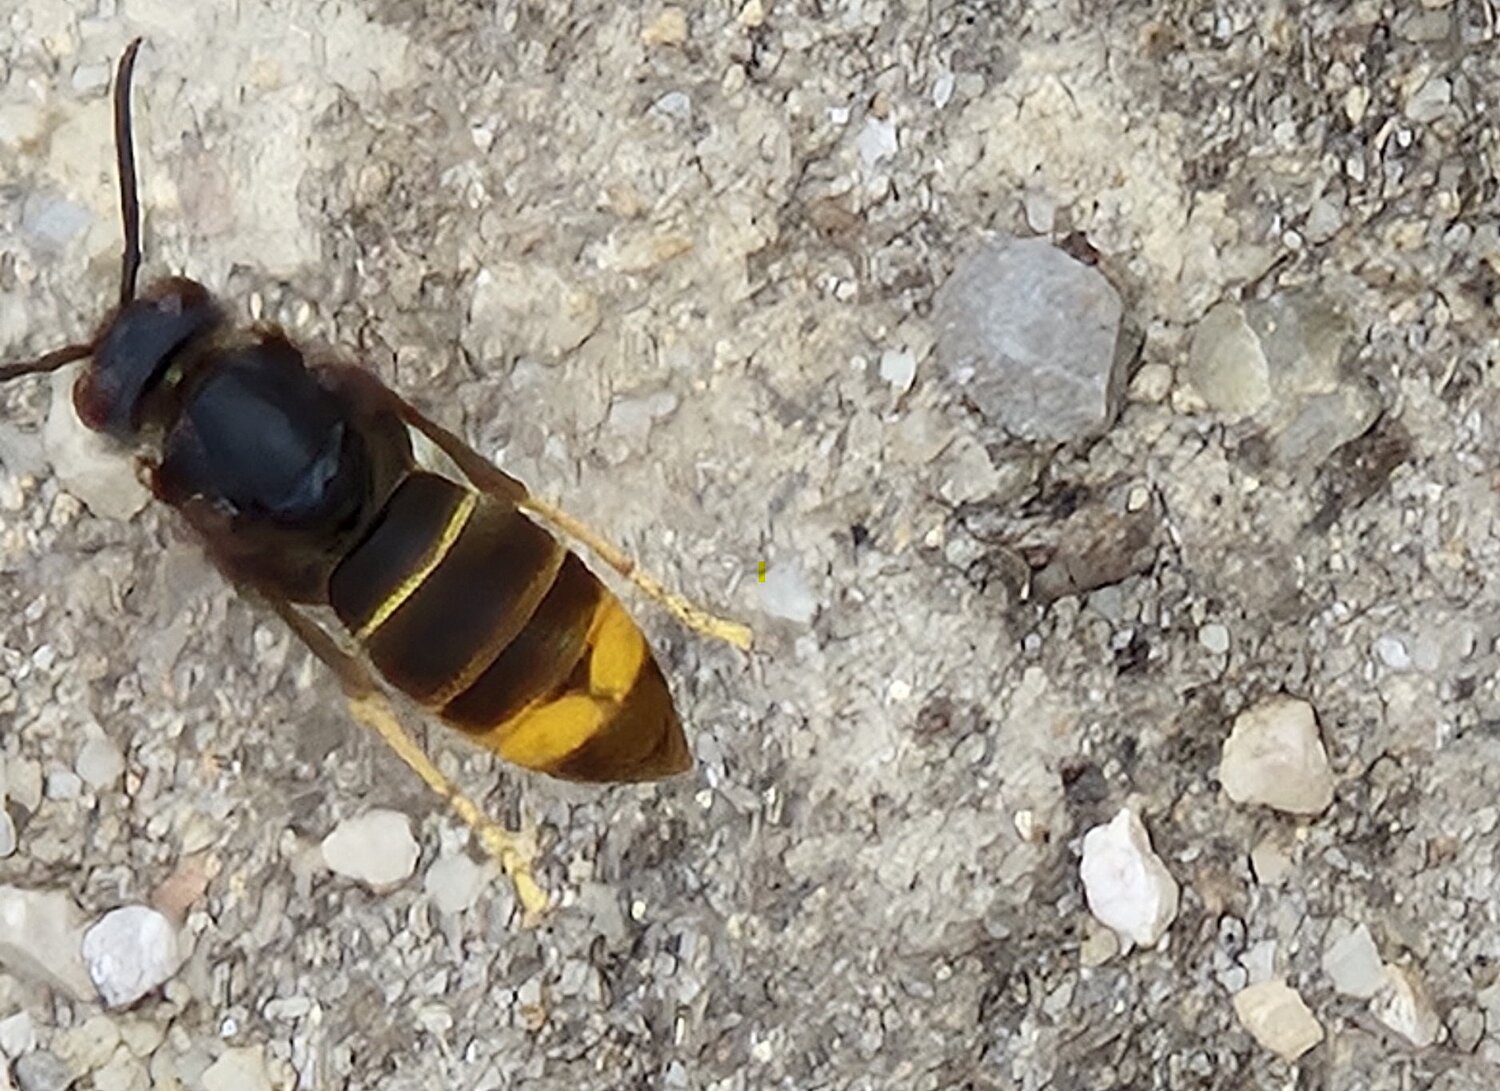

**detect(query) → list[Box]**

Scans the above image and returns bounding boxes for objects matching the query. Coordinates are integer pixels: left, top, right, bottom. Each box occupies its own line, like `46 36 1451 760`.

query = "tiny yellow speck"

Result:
757 561 766 582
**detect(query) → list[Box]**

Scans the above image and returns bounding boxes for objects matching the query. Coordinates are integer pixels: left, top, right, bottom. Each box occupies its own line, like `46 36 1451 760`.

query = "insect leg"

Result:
392 402 753 649
315 363 754 650
264 597 549 919
516 494 754 651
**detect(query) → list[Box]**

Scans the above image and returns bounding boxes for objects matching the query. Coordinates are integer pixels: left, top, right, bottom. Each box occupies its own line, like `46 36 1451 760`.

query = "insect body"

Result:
3 41 749 904
81 279 690 781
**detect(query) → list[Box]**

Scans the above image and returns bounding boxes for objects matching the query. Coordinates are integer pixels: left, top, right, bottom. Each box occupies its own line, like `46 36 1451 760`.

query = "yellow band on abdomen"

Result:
355 489 477 642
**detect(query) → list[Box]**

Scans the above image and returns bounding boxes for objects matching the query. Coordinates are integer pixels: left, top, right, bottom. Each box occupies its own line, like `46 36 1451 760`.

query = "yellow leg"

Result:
256 592 548 920
519 496 754 651
381 389 750 650
346 693 549 921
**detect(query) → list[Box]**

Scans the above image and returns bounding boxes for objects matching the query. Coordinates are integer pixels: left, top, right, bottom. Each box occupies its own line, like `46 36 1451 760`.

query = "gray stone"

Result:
1404 77 1451 123
1187 302 1269 416
13 1051 74 1091
758 559 818 625
1321 922 1383 998
1243 291 1378 469
75 733 125 791
935 236 1125 443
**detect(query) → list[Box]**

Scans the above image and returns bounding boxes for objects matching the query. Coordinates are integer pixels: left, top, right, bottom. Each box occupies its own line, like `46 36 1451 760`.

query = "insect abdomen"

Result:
327 471 688 781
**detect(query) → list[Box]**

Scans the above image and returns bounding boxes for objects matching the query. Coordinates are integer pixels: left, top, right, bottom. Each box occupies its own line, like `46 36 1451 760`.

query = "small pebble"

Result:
0 810 16 858
931 71 955 109
45 770 82 802
1250 836 1293 885
75 733 125 790
1233 980 1324 1061
1404 77 1451 123
1079 809 1179 949
14 1050 75 1091
1373 634 1412 671
321 810 420 890
424 854 484 915
1449 1005 1485 1052
1217 696 1334 815
82 906 182 1008
1187 301 1269 416
1198 623 1230 656
856 116 898 172
200 1046 274 1091
759 560 818 625
878 349 917 393
640 7 688 46
1321 922 1383 999
1371 964 1442 1047
1127 362 1173 403
1078 916 1120 967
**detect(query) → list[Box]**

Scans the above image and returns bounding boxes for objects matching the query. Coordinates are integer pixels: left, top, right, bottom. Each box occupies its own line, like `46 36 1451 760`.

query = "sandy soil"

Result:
3 2 1500 1089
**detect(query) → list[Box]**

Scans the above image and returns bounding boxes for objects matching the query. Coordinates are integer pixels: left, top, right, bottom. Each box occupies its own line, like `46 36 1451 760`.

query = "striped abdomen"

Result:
326 471 688 781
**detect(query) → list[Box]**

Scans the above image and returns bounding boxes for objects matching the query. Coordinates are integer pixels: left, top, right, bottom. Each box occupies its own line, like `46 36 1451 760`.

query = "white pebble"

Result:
1079 809 1179 948
1198 622 1231 656
759 560 818 625
1373 634 1412 670
931 71 955 109
76 733 125 790
45 769 82 801
1217 697 1334 815
83 905 182 1008
321 810 420 889
1321 922 1383 998
1233 980 1324 1061
878 349 917 393
424 854 484 915
856 116 897 172
0 811 15 858
1371 964 1442 1047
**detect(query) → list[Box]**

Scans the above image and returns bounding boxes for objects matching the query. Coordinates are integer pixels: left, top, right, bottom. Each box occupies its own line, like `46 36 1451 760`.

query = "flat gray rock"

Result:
935 236 1125 443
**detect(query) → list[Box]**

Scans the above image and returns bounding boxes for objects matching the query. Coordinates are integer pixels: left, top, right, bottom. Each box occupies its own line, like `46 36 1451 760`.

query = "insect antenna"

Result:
114 37 144 307
0 37 144 384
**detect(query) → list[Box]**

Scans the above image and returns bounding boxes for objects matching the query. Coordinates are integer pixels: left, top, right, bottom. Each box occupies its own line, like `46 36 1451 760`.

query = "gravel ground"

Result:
3 1 1500 1089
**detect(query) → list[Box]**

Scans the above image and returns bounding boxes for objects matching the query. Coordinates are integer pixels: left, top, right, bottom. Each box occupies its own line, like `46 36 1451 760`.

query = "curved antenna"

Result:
115 37 144 306
0 39 145 384
0 342 95 383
